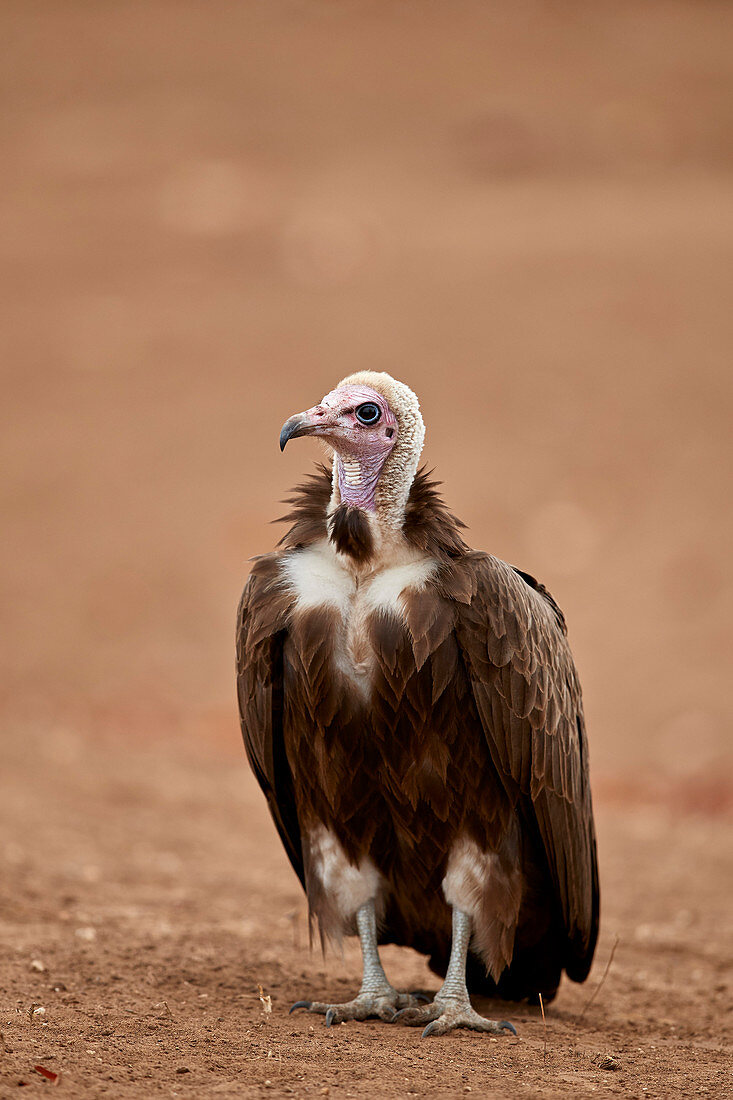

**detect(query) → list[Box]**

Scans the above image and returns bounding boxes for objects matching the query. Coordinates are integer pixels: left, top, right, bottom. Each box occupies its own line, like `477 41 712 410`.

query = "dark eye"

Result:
355 402 381 425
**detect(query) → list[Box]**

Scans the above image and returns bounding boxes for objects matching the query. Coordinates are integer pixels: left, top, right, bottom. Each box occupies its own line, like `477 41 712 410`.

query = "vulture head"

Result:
280 371 425 533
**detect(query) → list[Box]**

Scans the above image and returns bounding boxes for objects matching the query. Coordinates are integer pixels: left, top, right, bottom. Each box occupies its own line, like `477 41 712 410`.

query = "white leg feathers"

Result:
305 826 383 938
442 835 523 981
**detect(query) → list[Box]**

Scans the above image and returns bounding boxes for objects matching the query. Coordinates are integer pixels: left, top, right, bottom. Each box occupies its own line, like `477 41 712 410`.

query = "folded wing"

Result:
236 554 305 887
448 553 599 980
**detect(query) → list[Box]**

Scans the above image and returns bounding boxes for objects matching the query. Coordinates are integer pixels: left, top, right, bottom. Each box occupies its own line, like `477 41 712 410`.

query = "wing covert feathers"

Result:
449 553 599 979
236 554 305 887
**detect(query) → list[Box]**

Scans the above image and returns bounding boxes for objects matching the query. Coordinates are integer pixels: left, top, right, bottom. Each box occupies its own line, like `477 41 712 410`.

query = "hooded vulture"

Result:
236 372 599 1037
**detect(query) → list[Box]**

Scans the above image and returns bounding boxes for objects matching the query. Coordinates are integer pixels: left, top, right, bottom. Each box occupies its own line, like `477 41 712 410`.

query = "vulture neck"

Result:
277 464 470 567
328 451 415 567
334 453 384 513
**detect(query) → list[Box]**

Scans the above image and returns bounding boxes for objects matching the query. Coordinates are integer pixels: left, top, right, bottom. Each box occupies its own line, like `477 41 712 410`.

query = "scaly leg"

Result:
395 907 517 1038
290 901 427 1026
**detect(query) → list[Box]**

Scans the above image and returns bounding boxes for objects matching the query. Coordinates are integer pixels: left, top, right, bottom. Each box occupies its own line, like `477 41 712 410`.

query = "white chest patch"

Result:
281 539 438 696
280 540 355 615
360 558 438 615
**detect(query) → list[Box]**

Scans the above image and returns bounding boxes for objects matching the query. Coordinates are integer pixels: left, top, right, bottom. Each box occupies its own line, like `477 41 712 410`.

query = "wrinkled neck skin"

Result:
330 452 415 574
335 452 387 512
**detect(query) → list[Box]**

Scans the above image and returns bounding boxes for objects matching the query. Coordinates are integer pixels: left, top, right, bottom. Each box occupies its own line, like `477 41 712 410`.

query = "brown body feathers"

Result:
237 466 599 1000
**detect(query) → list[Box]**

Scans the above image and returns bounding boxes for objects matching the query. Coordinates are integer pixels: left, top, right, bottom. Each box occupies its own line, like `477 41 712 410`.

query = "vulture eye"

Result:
355 402 381 425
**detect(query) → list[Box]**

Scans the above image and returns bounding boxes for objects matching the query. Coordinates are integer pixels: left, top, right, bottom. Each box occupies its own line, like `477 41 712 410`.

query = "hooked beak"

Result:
278 405 342 452
279 415 309 451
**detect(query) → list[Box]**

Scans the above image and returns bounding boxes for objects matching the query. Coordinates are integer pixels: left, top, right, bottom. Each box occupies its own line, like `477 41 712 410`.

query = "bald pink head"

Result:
279 384 398 511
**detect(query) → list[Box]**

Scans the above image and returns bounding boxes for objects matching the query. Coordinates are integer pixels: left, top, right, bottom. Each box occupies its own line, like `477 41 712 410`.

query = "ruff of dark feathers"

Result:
328 504 374 562
276 463 469 562
275 463 332 548
401 468 470 560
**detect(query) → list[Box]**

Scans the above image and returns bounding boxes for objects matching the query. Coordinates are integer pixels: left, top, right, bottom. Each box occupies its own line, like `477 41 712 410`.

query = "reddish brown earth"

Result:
1 2 732 1097
1 726 732 1099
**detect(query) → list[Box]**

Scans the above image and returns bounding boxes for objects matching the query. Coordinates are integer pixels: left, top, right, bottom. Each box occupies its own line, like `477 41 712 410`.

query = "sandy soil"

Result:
2 1 732 1097
1 726 731 1099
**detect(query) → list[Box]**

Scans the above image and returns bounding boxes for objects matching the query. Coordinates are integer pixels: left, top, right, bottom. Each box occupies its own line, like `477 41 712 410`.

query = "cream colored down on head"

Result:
329 371 426 529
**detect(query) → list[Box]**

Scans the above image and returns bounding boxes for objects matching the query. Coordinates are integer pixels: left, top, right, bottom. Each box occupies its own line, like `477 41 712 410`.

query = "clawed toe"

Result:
394 997 517 1038
290 992 517 1039
393 1003 440 1027
288 988 423 1026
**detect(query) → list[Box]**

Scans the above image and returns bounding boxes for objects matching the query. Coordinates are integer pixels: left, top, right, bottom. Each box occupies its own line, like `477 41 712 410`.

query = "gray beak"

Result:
279 415 308 452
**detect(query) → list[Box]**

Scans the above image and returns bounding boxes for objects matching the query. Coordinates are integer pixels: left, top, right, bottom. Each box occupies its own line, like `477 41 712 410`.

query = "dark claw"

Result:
325 1008 336 1027
422 1020 440 1039
499 1020 517 1035
413 991 432 1003
289 1000 312 1015
392 1007 414 1022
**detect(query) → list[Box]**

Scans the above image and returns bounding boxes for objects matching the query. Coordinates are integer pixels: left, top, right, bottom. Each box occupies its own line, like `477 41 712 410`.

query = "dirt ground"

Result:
0 723 731 1099
2 1 733 1097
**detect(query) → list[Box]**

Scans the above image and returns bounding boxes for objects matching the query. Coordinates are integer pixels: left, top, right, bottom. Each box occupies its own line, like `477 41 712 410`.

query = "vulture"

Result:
236 371 599 1037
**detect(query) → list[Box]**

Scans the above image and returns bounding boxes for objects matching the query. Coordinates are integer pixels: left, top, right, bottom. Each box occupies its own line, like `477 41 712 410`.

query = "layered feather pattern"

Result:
236 466 599 998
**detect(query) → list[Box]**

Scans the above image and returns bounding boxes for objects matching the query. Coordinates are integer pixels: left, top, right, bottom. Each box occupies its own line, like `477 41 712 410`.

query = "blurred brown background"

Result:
1 3 732 1097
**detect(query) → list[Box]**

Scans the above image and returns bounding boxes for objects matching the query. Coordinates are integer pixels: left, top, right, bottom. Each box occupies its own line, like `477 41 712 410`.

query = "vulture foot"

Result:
289 902 429 1027
394 908 518 1038
290 989 426 1026
395 996 517 1039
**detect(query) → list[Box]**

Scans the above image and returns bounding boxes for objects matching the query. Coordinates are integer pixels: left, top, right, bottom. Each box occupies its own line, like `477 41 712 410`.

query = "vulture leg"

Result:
395 908 517 1038
289 901 426 1026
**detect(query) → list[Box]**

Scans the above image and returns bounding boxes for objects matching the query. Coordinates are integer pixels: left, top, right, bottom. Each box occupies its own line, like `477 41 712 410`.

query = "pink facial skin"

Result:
279 385 398 511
